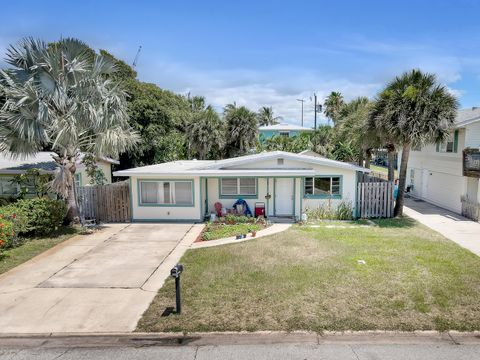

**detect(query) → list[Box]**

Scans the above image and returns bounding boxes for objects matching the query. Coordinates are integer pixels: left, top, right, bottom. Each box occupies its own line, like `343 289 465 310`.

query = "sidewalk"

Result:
404 197 480 256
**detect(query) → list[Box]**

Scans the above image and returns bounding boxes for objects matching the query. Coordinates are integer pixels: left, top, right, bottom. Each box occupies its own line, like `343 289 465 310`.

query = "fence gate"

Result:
357 181 394 218
76 181 131 223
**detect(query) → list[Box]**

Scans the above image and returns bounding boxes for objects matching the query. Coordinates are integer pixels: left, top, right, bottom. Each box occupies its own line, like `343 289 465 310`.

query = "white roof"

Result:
455 107 480 128
113 151 370 177
259 123 313 132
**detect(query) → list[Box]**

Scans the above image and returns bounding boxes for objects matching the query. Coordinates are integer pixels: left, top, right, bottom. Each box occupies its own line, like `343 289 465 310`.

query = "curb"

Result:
0 331 478 348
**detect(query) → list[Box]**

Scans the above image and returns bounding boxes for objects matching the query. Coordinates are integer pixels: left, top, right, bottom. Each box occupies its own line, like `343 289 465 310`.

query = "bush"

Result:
0 204 30 234
5 198 66 236
0 216 15 249
305 201 353 221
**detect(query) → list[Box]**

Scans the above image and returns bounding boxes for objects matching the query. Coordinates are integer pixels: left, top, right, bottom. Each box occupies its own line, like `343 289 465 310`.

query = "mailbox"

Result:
170 264 184 314
170 264 184 278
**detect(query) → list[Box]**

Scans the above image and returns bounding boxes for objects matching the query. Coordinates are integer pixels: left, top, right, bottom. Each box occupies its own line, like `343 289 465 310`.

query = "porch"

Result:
199 177 303 221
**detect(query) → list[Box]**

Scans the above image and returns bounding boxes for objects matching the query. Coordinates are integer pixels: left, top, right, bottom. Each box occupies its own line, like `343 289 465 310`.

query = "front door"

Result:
275 178 294 216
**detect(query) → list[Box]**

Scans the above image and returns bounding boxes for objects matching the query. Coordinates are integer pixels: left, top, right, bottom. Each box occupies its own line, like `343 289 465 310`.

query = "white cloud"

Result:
137 59 381 126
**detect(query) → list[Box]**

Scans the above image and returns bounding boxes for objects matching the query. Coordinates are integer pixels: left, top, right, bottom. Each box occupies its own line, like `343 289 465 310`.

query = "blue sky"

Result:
2 0 480 126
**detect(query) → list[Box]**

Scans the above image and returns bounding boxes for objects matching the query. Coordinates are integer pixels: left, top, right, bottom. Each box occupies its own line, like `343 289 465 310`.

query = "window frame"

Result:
436 130 459 154
303 176 342 199
137 179 195 207
219 177 258 199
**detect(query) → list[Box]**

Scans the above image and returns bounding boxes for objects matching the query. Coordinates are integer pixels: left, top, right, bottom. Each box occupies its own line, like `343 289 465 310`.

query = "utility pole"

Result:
296 99 305 127
314 93 317 130
132 46 142 69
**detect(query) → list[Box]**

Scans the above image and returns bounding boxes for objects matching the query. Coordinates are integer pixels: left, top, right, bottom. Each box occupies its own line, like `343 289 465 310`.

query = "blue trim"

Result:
137 178 195 207
200 177 204 219
303 175 343 199
129 177 134 221
266 178 270 216
218 177 258 199
205 178 209 216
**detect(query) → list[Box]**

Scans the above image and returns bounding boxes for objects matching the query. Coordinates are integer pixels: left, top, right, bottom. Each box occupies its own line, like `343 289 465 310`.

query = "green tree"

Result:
224 104 258 157
185 106 225 159
370 69 458 216
257 106 281 126
335 97 379 167
323 91 344 126
0 38 139 221
82 154 107 185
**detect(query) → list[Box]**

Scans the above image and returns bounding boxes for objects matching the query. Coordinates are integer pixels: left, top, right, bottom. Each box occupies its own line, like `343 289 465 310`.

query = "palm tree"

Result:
0 37 139 221
185 106 224 159
224 103 258 157
323 91 344 126
189 95 206 112
370 69 458 216
335 97 379 167
257 106 282 126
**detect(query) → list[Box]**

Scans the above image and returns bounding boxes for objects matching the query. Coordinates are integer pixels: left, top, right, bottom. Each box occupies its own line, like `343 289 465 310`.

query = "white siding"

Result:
465 122 480 148
130 176 201 221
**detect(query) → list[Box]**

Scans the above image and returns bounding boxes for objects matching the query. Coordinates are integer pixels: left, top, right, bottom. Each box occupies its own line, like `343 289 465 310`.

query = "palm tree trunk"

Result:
365 148 372 169
358 150 364 167
394 143 411 217
386 144 396 182
66 161 80 223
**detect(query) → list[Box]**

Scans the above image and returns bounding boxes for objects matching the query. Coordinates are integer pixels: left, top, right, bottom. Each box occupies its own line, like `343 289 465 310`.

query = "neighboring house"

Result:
0 152 119 197
402 107 480 215
259 123 313 140
113 151 370 222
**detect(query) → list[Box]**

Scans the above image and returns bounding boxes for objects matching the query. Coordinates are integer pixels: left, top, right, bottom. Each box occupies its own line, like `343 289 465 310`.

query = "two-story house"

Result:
403 107 480 217
259 123 313 140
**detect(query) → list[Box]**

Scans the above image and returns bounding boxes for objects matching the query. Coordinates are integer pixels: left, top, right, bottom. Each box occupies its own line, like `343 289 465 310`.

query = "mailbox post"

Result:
170 264 184 314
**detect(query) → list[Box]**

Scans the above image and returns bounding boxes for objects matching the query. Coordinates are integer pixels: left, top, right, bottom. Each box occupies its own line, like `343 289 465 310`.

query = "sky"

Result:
2 0 480 127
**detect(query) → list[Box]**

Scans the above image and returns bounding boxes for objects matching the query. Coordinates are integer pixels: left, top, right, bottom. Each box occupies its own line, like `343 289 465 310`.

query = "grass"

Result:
0 226 78 275
370 164 397 178
137 217 480 332
202 222 265 241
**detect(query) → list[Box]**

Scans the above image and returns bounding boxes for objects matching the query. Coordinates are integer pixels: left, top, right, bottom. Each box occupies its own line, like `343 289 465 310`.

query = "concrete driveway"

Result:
404 197 480 256
0 223 203 333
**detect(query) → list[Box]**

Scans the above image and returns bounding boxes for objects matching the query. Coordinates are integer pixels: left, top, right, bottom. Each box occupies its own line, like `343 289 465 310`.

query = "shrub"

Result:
9 198 66 235
0 205 29 234
305 201 353 221
0 216 15 249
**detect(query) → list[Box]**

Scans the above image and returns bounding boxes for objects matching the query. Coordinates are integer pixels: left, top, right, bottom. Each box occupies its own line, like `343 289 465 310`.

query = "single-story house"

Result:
401 107 480 216
0 152 119 197
113 151 370 222
259 123 314 140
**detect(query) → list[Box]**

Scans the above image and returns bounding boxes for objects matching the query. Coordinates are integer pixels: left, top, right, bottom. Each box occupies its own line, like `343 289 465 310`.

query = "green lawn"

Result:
137 218 480 332
0 226 78 275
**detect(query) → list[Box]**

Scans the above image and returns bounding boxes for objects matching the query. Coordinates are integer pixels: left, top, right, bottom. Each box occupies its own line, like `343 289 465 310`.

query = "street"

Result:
0 333 479 360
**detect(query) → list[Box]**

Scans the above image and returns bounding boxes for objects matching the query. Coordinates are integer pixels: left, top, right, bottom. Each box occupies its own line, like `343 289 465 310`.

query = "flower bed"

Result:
200 215 269 241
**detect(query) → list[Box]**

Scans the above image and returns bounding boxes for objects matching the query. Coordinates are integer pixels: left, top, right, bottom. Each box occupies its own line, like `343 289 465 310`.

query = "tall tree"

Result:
323 91 344 126
257 106 281 126
335 97 379 167
370 69 458 216
185 106 225 159
224 104 258 157
189 95 207 112
0 37 139 221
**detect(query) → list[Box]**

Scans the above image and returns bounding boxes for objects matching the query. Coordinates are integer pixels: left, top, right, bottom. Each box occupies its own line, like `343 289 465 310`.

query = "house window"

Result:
304 176 341 197
139 180 193 206
220 178 256 197
437 130 458 153
74 173 82 187
279 131 290 137
277 158 284 165
0 177 17 196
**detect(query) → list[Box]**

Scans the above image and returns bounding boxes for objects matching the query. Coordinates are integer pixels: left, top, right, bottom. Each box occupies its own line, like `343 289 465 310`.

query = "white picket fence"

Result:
357 181 394 218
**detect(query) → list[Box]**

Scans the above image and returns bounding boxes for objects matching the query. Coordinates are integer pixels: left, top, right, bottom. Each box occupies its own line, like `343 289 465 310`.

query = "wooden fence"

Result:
357 181 394 218
461 196 480 222
76 181 131 223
